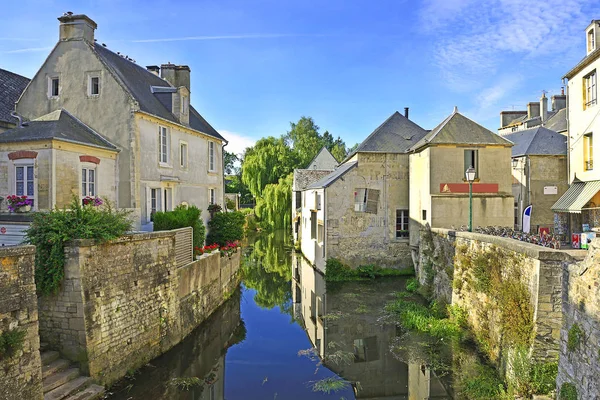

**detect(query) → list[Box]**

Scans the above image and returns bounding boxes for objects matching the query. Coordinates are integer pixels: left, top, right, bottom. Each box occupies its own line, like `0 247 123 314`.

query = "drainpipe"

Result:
527 156 532 212
10 111 24 128
222 139 229 212
563 81 570 183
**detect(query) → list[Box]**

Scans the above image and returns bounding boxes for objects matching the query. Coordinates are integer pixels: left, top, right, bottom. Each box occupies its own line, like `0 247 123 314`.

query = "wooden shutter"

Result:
365 189 380 214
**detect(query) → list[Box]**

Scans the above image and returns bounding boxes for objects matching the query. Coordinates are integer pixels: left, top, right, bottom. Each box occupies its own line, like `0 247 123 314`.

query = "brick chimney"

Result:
540 92 548 122
527 102 540 120
58 13 96 43
552 89 567 111
161 64 191 126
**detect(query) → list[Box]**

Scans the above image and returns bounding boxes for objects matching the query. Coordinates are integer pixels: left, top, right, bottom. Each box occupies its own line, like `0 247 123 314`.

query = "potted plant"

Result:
82 196 103 207
6 195 33 213
207 204 222 219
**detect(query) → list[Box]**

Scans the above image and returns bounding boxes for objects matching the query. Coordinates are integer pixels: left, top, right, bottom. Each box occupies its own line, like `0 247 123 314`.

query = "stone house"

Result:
504 127 568 232
552 20 600 238
292 147 337 243
0 68 30 133
408 108 514 247
298 110 429 271
498 91 567 136
0 13 226 235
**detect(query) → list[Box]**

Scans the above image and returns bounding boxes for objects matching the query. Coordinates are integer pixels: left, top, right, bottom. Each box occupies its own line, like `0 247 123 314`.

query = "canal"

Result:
107 231 459 399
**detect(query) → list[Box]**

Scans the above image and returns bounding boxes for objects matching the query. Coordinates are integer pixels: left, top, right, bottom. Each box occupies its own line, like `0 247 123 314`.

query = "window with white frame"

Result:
180 142 188 168
354 188 379 213
48 76 59 98
396 209 409 238
81 167 97 197
588 29 596 53
88 76 100 96
584 70 597 109
209 188 216 204
15 163 35 207
208 142 216 171
159 126 170 164
150 188 160 217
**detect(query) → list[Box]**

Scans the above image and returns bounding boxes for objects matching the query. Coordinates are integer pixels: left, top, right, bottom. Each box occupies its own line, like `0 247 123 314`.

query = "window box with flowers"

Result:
6 195 33 213
220 240 240 258
82 196 103 207
194 243 220 259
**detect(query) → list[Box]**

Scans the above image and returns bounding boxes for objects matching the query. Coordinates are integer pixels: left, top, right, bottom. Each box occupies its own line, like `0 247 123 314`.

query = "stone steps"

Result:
39 350 104 400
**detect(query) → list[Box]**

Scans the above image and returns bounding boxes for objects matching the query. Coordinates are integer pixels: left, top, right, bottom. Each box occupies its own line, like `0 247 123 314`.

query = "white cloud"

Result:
218 130 256 157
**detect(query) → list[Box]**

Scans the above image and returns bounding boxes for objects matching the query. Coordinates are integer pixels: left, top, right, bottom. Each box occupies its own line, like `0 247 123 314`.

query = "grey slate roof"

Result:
0 109 117 150
93 43 224 141
293 169 334 191
353 111 429 154
544 108 567 133
306 147 338 170
503 126 567 157
308 161 358 189
0 68 30 126
410 109 512 151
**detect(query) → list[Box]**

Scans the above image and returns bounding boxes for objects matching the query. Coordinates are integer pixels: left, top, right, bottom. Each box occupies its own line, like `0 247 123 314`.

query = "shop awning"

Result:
552 180 600 213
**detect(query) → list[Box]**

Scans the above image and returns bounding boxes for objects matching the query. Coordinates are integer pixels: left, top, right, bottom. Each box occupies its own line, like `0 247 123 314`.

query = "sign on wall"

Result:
544 186 558 195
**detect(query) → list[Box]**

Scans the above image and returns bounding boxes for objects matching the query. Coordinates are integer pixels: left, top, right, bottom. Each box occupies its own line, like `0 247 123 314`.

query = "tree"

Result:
224 151 239 175
254 173 293 230
285 116 325 168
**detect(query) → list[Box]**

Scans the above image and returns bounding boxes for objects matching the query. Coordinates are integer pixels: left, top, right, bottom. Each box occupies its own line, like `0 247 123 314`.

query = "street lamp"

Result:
465 166 476 232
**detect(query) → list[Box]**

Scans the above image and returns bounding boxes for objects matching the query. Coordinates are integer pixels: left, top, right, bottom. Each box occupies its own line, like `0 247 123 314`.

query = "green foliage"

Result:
460 364 509 400
309 377 351 394
152 205 205 248
225 175 253 205
448 305 469 329
254 173 292 230
529 362 558 395
567 323 582 351
224 151 239 175
206 211 245 246
168 377 203 391
405 278 420 293
25 197 132 295
508 346 558 396
560 382 578 400
385 298 462 340
225 197 236 210
324 258 413 282
0 329 26 359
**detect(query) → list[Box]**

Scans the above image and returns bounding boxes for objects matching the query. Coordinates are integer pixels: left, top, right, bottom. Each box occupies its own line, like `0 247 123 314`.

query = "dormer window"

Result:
181 95 189 115
588 28 596 53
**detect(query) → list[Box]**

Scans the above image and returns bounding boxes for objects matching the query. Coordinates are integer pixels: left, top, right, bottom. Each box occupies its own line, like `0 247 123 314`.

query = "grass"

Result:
460 365 510 400
309 377 351 394
385 297 462 340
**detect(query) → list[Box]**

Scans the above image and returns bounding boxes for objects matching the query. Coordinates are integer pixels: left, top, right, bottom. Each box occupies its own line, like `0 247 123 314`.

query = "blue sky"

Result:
1 0 600 155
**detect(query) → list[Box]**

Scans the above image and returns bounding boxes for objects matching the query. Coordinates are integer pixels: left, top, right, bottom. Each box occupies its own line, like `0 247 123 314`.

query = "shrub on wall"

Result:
0 329 26 360
25 197 132 295
206 211 245 246
153 205 205 248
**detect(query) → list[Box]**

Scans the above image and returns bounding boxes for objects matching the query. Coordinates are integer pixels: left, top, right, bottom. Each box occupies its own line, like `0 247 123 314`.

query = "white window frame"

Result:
180 141 188 169
208 188 216 205
208 141 216 172
81 164 97 197
588 28 596 53
48 76 59 98
13 160 36 209
396 209 409 239
159 126 170 165
88 75 100 96
584 70 597 109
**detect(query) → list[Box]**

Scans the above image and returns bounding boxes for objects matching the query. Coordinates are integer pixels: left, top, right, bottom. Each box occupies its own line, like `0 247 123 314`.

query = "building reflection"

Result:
292 253 450 399
108 290 244 400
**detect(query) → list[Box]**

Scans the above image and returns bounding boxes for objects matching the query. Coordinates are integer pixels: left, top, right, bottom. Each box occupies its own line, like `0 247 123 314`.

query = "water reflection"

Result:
292 253 451 399
107 290 244 400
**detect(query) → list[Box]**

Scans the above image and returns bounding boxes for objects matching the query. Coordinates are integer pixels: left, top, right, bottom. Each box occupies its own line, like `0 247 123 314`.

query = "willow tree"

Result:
255 173 293 230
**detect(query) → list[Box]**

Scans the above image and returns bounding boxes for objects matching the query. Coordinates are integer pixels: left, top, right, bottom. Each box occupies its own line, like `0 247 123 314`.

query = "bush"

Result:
153 205 205 248
560 382 577 400
25 197 132 295
0 329 26 359
206 211 245 246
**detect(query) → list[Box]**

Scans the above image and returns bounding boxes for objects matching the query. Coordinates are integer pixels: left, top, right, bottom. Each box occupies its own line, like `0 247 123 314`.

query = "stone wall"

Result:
417 228 571 368
38 230 241 385
0 245 43 400
557 239 600 398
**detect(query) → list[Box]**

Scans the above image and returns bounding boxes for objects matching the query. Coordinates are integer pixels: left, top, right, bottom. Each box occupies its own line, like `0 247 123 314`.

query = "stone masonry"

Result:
557 239 600 398
0 245 43 400
38 230 241 386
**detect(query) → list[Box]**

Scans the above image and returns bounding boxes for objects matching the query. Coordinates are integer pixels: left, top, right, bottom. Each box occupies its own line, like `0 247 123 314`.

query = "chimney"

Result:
552 93 567 111
58 13 97 43
500 111 527 128
404 107 409 119
527 102 540 120
146 65 160 76
540 92 548 122
161 64 191 126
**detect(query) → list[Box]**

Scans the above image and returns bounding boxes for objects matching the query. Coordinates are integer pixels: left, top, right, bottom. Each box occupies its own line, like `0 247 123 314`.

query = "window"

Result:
89 76 100 96
584 71 597 109
588 29 596 53
464 149 479 179
208 141 215 171
180 95 189 115
15 164 35 206
422 210 427 220
150 188 160 217
353 336 379 363
159 126 169 164
48 77 59 97
584 133 593 171
317 222 324 243
180 142 188 168
396 209 409 238
295 191 302 209
81 167 96 197
315 192 322 210
209 188 215 204
310 211 317 240
163 188 172 211
354 188 380 213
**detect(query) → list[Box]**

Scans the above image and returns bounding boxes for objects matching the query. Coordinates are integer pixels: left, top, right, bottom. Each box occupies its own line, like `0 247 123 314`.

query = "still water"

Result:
108 232 453 399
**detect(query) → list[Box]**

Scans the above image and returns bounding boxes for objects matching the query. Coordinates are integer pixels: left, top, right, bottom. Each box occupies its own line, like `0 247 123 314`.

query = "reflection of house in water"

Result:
292 254 450 399
108 293 243 400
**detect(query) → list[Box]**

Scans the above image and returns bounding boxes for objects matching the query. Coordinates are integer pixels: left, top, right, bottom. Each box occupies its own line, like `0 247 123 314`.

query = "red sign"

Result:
439 183 499 194
0 227 6 234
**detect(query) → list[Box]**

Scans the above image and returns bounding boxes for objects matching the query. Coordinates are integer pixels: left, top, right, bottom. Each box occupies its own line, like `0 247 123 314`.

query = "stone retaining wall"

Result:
557 239 600 398
0 245 43 400
38 230 241 385
417 228 571 368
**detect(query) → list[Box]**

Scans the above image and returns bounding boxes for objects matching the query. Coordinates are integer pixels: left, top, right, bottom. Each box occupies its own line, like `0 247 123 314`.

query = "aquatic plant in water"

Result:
308 377 351 394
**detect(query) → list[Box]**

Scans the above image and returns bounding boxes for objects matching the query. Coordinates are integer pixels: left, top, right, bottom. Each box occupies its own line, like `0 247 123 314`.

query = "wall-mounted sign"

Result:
544 186 558 195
